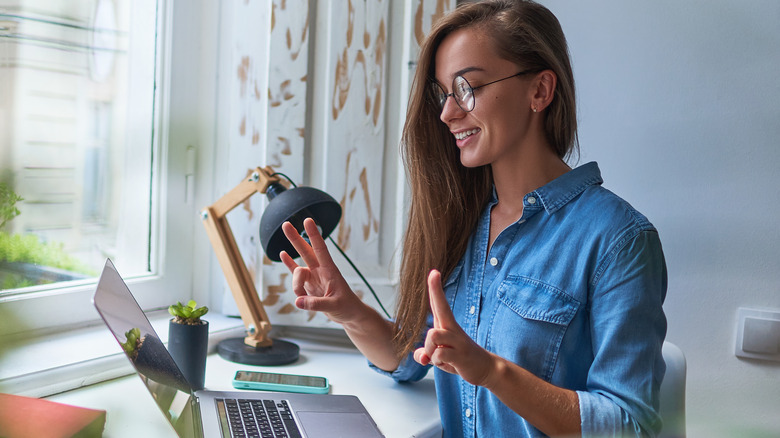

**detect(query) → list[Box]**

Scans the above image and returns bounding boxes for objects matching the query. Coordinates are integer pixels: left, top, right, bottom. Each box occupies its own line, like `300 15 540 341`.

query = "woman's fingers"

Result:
279 250 299 273
278 220 358 326
288 265 313 298
413 347 431 366
413 325 449 367
414 338 456 373
413 270 480 376
281 221 320 268
281 218 339 270
295 294 340 313
302 218 336 266
413 271 455 368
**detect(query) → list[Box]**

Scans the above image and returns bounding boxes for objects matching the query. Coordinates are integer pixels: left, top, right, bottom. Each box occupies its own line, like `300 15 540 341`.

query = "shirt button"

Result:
527 196 537 205
469 306 475 315
489 257 498 266
465 408 472 418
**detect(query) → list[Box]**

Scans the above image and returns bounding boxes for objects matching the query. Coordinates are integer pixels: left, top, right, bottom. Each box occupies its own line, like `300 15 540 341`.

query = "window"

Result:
0 0 206 337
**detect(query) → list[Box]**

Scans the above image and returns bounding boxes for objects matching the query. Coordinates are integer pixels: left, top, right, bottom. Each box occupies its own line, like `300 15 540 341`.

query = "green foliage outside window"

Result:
0 182 22 229
0 182 96 290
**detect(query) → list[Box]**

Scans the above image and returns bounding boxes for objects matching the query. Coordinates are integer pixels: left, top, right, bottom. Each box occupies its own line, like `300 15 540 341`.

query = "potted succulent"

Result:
167 300 209 390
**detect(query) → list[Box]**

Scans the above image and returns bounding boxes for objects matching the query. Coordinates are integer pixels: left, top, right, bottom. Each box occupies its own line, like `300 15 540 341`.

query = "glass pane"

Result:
0 0 158 293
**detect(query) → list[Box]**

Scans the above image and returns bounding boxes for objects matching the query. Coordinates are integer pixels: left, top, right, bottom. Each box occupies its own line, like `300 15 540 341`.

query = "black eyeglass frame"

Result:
433 69 538 113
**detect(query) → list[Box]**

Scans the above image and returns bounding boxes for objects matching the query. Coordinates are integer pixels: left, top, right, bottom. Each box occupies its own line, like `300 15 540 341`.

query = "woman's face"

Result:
434 27 535 168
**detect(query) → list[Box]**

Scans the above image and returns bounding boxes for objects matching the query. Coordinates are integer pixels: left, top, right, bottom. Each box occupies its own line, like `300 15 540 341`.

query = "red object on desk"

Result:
0 393 106 438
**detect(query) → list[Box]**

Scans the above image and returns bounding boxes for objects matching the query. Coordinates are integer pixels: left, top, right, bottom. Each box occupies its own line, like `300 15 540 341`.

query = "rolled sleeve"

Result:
578 390 645 437
368 350 431 383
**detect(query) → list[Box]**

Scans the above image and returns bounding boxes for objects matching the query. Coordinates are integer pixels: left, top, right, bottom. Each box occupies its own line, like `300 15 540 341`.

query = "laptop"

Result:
93 259 384 438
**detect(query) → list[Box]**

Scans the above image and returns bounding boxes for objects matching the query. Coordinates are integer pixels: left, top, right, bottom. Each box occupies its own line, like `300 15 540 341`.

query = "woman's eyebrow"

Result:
454 66 484 78
435 66 485 87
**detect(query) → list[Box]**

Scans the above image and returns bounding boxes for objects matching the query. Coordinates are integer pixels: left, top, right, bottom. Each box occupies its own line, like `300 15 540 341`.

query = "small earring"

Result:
532 106 538 113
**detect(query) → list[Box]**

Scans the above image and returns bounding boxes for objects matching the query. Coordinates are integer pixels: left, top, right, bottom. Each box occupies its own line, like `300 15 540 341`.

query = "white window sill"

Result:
0 311 245 398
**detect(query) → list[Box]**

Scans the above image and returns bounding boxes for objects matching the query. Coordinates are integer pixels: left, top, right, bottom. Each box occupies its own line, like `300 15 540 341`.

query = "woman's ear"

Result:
530 70 557 113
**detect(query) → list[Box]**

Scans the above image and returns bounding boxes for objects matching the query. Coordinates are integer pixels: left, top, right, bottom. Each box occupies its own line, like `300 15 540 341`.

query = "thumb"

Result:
295 295 332 312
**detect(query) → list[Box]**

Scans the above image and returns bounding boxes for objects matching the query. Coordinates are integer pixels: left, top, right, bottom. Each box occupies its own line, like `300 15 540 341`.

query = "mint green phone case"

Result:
232 370 330 394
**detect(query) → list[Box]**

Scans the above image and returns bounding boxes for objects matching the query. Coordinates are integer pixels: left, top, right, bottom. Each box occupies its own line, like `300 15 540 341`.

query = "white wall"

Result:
539 1 780 436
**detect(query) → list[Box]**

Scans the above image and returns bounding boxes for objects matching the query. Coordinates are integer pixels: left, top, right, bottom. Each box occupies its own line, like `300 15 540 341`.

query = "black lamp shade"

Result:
259 185 342 262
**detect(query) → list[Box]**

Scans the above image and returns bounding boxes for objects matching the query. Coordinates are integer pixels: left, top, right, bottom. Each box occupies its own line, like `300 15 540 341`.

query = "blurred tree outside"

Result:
0 182 94 290
0 182 22 229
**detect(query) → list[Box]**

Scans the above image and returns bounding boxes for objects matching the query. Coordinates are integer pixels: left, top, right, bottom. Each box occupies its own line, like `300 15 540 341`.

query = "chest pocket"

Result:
487 275 580 381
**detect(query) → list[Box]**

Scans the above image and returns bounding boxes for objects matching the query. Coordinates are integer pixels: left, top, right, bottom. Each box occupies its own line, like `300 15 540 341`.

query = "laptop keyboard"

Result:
217 398 303 438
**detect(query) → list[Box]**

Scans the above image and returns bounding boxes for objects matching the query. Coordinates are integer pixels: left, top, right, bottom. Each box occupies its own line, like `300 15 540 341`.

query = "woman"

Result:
281 1 667 436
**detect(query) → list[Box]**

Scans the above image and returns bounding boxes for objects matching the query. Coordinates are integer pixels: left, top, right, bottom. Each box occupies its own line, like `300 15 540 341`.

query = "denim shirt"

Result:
371 162 667 437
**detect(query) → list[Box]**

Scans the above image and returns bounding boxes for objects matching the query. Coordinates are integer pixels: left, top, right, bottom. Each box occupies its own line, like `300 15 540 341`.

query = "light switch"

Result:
735 308 780 362
742 317 780 354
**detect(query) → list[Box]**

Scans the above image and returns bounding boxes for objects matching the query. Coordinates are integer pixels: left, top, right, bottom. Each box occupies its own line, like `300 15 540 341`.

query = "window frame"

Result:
0 0 216 339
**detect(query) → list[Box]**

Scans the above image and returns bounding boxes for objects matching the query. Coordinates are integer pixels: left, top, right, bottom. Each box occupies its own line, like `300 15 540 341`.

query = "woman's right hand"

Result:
282 218 399 371
279 217 363 325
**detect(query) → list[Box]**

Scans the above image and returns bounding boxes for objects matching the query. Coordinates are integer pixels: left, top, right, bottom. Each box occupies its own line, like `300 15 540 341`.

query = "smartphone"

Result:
232 370 330 394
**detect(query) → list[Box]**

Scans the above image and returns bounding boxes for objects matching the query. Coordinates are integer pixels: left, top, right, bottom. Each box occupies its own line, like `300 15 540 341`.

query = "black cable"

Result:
271 173 393 319
327 236 392 319
272 172 298 188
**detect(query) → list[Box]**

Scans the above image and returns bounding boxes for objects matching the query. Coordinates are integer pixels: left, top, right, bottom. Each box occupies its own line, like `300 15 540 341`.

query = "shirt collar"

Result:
489 162 604 214
532 161 603 214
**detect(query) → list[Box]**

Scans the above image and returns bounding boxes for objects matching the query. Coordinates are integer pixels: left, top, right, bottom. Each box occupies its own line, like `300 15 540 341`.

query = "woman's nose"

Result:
439 95 465 124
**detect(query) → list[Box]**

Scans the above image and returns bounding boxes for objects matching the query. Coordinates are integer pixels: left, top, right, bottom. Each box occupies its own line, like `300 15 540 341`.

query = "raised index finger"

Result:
428 270 456 330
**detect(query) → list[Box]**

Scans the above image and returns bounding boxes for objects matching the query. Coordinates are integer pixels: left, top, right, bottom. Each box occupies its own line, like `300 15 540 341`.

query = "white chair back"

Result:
659 341 687 438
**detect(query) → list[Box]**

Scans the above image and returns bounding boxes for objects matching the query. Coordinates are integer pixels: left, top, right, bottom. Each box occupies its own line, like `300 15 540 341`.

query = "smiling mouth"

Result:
454 128 480 141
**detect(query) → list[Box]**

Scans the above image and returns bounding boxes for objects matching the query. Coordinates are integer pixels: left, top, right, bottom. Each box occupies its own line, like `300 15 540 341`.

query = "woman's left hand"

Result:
415 271 581 436
413 270 497 387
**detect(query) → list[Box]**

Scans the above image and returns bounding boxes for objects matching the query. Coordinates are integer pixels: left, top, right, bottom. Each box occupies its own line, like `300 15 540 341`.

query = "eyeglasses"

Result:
432 69 537 113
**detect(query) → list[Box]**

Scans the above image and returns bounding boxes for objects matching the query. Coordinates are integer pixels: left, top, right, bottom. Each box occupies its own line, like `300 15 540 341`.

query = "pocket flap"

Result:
497 276 579 325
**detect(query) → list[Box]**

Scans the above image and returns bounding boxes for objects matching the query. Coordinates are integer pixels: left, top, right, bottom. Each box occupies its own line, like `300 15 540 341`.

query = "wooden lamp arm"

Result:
200 166 286 347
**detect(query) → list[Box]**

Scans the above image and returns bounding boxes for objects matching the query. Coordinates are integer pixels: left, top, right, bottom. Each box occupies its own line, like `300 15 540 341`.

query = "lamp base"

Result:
216 337 300 366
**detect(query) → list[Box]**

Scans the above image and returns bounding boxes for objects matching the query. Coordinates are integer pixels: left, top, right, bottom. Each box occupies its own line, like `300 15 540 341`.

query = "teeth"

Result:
454 129 479 140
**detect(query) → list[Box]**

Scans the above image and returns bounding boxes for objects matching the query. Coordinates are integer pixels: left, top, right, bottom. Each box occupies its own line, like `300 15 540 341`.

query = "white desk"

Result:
46 337 441 438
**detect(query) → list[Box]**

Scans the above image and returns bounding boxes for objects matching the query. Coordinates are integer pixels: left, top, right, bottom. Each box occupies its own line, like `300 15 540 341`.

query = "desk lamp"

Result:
200 166 341 365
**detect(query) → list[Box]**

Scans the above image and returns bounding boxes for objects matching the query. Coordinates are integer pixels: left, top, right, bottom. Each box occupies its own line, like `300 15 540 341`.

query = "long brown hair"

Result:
393 0 579 357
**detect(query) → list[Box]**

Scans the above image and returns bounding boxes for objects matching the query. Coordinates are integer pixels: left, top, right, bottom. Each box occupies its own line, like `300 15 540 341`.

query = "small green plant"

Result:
120 327 142 358
169 300 209 325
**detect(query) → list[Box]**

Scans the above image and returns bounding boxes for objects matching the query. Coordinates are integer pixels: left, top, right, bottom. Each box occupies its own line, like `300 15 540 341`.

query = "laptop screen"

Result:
93 259 198 437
